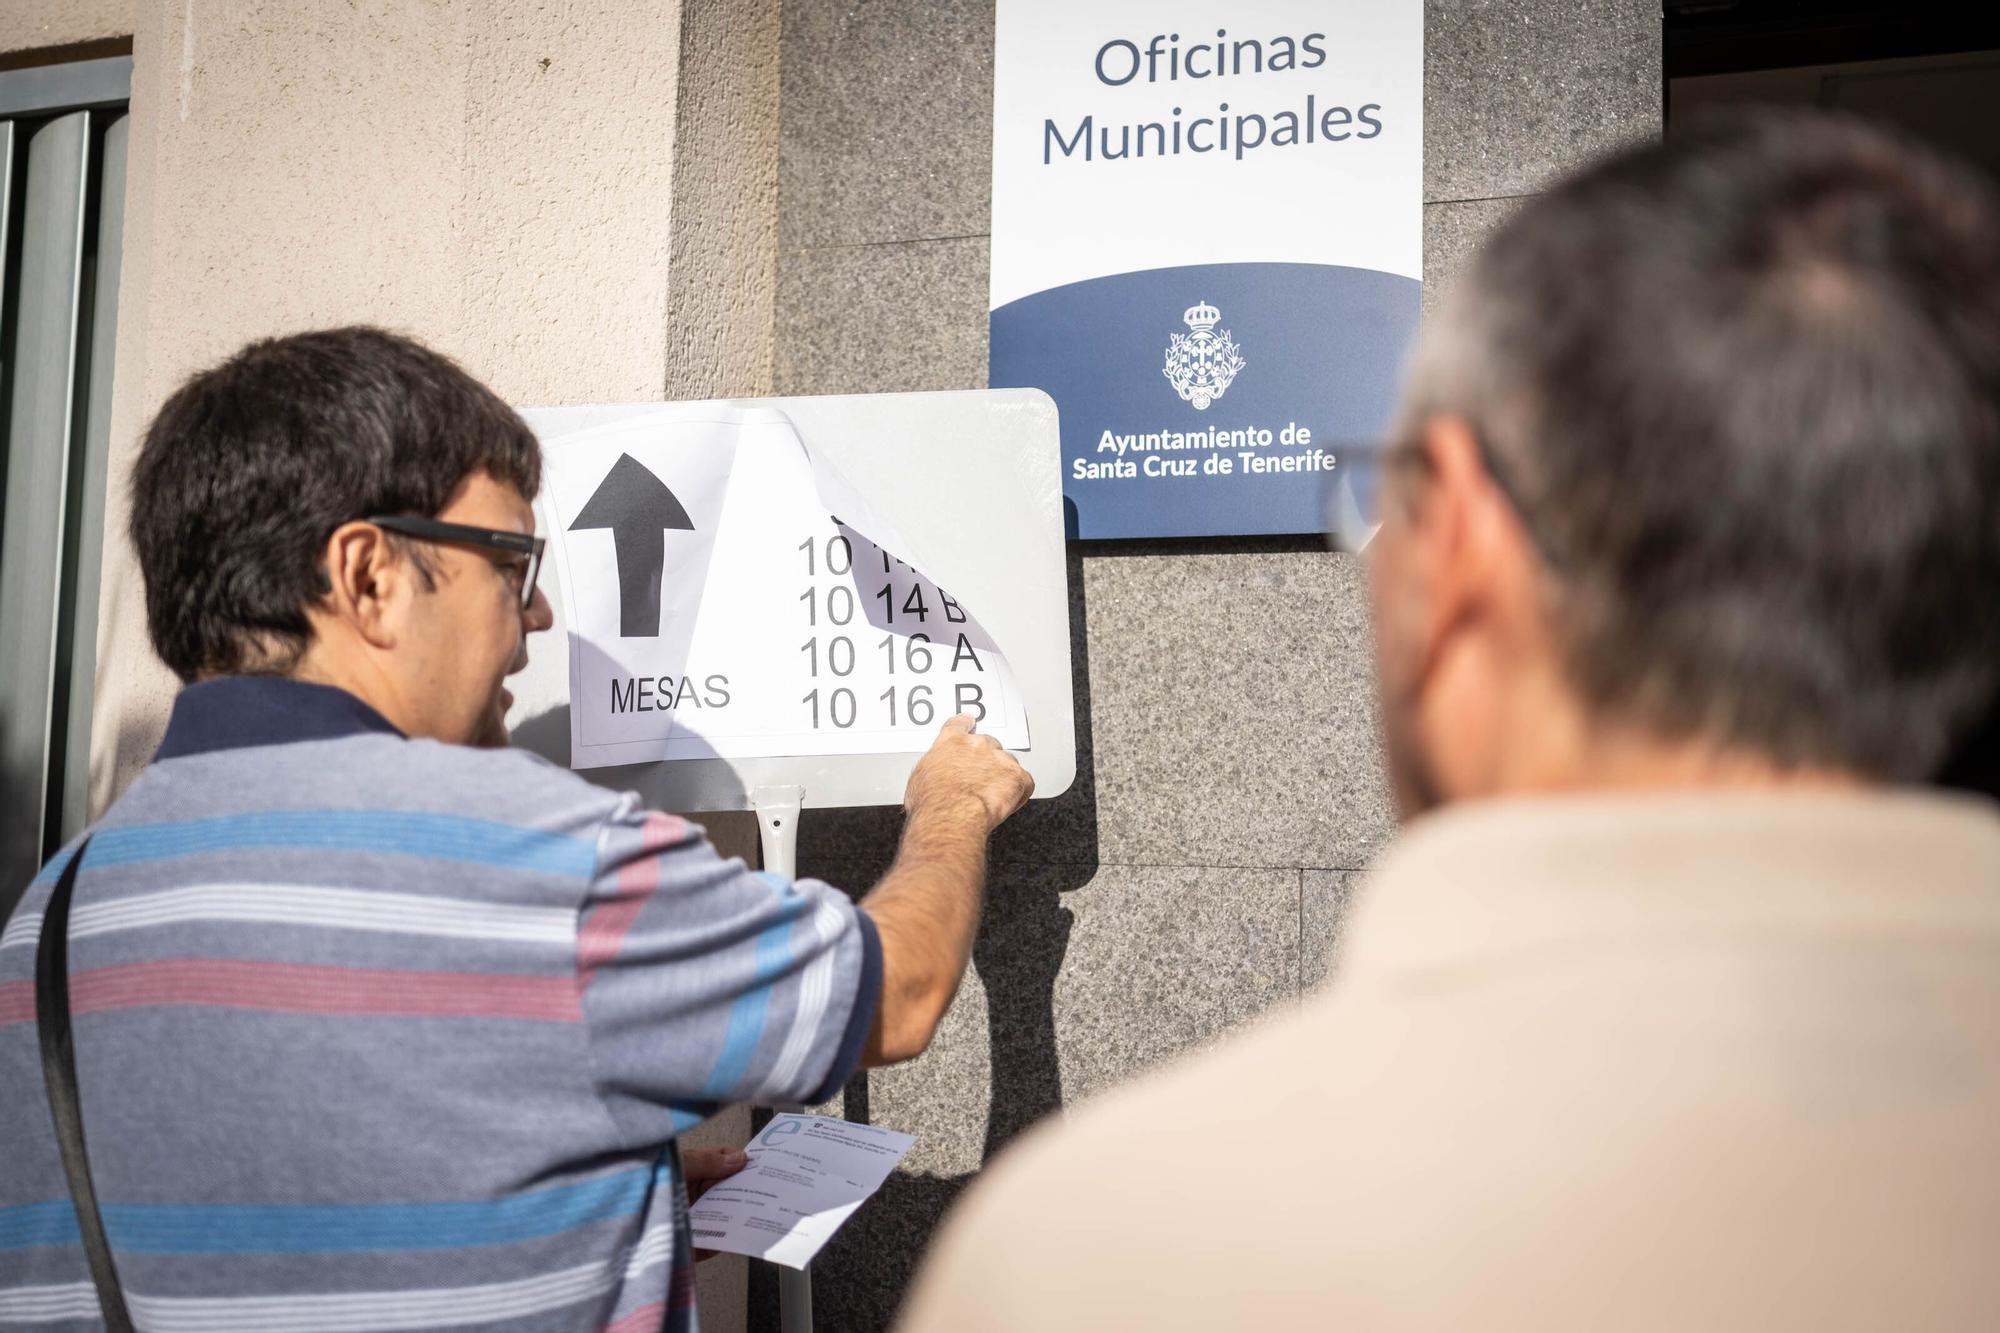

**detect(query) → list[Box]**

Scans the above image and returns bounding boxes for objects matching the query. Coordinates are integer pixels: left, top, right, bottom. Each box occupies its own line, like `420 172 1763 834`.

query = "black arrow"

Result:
568 453 695 637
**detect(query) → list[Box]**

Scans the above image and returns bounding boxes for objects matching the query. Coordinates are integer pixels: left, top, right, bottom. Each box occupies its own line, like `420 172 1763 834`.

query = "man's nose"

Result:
524 584 554 633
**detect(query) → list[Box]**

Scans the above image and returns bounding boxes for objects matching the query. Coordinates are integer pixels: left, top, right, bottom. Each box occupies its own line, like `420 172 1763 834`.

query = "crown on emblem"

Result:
1182 300 1222 331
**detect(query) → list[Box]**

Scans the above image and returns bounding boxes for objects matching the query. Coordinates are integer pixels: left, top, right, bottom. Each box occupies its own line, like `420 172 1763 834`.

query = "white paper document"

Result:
533 405 1032 769
686 1114 916 1269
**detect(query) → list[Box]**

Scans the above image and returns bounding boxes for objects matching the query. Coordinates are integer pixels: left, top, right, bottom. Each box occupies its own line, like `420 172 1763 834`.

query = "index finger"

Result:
940 714 978 737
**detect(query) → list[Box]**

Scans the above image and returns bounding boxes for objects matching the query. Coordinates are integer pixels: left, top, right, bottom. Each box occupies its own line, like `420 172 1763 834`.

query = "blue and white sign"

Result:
989 2 1423 539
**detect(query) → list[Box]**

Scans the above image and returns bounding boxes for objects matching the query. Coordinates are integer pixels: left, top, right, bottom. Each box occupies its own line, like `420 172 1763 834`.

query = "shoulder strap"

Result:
35 837 136 1333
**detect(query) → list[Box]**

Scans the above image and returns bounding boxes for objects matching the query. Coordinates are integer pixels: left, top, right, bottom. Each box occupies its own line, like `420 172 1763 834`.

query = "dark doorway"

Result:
1665 4 2000 177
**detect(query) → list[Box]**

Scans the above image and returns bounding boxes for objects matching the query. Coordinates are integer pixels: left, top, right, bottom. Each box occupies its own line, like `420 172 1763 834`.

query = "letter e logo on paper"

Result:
759 1118 804 1147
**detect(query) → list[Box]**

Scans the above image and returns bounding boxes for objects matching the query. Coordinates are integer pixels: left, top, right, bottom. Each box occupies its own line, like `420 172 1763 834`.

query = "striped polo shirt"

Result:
0 677 880 1332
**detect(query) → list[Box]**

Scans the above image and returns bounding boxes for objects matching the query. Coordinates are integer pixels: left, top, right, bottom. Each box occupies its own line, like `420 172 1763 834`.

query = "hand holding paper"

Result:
685 1115 916 1270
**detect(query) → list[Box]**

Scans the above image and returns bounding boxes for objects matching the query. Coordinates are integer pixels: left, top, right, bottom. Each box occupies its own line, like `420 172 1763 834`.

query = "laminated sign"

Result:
537 407 1031 769
990 0 1423 538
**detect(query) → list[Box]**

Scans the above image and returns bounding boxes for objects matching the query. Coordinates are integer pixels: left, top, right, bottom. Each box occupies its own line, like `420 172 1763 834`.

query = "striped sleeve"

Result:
576 800 880 1145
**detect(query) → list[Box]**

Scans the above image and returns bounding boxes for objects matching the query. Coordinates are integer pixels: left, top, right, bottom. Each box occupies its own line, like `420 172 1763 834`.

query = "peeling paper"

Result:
533 404 1030 769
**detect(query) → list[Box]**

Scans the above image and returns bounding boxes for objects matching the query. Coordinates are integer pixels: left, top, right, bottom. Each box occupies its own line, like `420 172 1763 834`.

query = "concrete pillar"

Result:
8 2 778 1328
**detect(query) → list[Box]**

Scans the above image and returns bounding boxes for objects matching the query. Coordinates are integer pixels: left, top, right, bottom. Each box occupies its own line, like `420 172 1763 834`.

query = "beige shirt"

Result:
900 791 2000 1332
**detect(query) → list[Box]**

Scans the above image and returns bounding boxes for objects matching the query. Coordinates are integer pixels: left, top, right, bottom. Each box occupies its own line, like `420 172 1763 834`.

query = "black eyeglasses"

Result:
366 515 547 610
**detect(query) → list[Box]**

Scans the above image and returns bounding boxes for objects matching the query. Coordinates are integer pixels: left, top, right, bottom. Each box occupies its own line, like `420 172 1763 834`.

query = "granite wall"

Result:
758 2 1660 1328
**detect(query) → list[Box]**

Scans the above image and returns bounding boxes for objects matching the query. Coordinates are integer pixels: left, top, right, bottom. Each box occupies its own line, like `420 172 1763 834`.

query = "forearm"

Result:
858 796 992 1065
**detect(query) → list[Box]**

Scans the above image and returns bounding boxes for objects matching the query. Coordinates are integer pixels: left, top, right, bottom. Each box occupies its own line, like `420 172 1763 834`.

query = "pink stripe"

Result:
0 980 31 1025
604 1301 665 1333
0 959 582 1026
577 813 684 991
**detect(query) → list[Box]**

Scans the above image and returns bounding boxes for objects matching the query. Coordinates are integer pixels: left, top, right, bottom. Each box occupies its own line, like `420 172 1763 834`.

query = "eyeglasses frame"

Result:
1360 427 1566 572
365 514 547 610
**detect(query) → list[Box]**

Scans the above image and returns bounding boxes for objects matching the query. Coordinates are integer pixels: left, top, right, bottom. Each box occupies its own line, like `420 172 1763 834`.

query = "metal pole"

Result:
753 787 812 1333
753 785 803 880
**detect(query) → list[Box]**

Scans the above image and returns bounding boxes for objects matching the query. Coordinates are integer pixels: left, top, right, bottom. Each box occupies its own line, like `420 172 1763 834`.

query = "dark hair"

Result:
131 327 541 681
1404 110 2000 782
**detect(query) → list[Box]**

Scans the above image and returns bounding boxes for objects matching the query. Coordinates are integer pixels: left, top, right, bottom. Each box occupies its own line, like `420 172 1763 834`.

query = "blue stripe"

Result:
0 1164 665 1255
701 896 812 1098
32 811 596 886
0 1201 75 1251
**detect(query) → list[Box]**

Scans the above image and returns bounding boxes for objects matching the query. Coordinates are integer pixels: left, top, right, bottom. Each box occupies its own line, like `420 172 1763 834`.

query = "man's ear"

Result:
1412 414 1548 666
318 521 410 650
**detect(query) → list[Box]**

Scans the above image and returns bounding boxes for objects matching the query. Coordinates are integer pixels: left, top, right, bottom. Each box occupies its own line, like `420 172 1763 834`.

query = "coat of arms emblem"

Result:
1162 300 1245 411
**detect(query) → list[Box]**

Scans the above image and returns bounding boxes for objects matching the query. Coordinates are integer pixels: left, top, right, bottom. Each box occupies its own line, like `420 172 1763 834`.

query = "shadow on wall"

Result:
754 855 1089 1333
750 544 1102 1332
0 722 36 919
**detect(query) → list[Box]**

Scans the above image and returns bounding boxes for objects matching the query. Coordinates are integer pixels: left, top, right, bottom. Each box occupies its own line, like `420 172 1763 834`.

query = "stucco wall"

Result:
0 0 130 58
90 0 701 802
0 0 775 895
765 2 1661 1328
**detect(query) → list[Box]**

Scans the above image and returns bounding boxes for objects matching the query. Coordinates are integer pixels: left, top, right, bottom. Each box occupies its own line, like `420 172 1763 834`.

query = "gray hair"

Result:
1399 110 2000 781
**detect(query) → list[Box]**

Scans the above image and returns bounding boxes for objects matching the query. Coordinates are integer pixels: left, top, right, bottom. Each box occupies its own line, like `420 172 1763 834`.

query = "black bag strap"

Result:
35 836 136 1333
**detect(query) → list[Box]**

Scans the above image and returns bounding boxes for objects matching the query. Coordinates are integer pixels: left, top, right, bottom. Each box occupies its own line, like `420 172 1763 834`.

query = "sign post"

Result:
750 784 813 1333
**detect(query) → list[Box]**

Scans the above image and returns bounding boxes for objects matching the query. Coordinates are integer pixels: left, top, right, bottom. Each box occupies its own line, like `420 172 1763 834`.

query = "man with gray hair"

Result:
901 111 2000 1330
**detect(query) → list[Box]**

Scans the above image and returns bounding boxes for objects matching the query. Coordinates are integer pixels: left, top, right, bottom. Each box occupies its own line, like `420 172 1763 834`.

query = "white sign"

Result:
536 406 1030 770
687 1114 916 1269
990 0 1423 538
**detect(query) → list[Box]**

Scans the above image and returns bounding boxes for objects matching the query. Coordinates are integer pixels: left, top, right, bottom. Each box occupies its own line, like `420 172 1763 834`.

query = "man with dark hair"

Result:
903 112 2000 1330
1 327 1031 1329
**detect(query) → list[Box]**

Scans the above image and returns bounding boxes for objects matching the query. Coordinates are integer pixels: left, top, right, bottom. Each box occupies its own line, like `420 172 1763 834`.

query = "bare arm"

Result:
860 715 1033 1066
